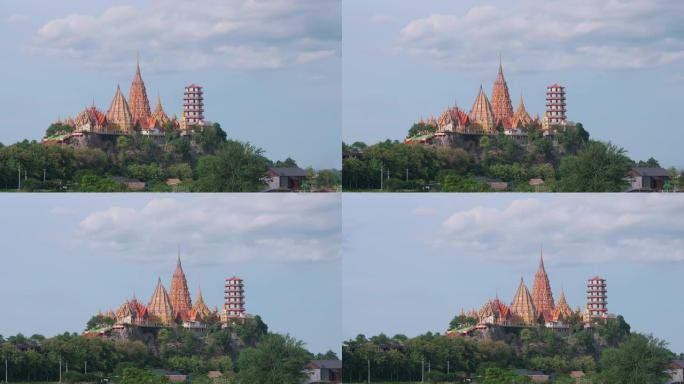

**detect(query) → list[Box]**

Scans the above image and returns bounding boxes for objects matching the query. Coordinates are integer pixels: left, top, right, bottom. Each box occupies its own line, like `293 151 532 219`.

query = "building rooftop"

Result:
268 167 308 177
631 167 670 177
308 360 342 369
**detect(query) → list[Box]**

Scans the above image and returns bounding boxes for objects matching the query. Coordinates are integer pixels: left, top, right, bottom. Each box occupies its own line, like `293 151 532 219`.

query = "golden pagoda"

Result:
169 255 192 317
531 253 555 317
469 85 496 132
511 94 532 128
148 278 176 325
190 287 212 321
151 93 170 127
510 277 537 325
552 288 573 321
106 84 133 133
490 56 514 125
128 57 152 127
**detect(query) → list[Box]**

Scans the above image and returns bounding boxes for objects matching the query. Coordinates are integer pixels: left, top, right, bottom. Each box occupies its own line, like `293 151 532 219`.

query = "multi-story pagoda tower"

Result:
106 84 133 133
222 276 246 321
490 56 514 126
544 84 567 128
183 84 204 128
169 254 192 317
469 85 496 132
148 278 176 325
531 252 555 316
586 276 608 318
128 56 152 127
510 277 536 325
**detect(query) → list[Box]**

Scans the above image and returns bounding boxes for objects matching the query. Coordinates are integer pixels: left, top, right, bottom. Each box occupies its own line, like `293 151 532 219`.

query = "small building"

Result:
304 360 342 384
627 167 670 192
152 369 188 383
207 371 223 380
514 369 550 383
111 176 147 191
668 360 684 384
266 167 308 191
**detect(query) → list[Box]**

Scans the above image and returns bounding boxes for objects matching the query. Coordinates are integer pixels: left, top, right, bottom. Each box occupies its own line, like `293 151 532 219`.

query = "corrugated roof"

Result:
269 167 308 177
631 167 670 177
309 360 342 369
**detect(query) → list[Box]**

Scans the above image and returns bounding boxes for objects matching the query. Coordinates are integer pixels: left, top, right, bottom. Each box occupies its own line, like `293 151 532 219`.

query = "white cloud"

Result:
438 195 684 264
72 195 340 264
6 14 29 23
396 0 684 71
32 0 340 71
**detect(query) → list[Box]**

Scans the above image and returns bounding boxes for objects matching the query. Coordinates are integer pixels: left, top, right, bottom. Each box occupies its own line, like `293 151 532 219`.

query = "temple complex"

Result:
447 251 614 337
407 56 572 145
44 57 212 144
88 253 249 332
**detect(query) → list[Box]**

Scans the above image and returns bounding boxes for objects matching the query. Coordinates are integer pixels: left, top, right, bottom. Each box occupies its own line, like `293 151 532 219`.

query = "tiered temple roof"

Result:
490 58 514 125
510 277 537 325
128 58 152 127
169 256 193 317
151 93 171 127
190 287 212 321
148 278 176 325
511 95 532 128
106 85 133 133
469 86 496 132
531 253 555 317
75 105 107 131
552 288 573 322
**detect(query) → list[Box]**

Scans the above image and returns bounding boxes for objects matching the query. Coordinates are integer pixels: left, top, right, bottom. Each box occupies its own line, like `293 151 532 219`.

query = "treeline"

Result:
0 123 340 192
342 316 676 383
0 316 338 383
343 123 679 192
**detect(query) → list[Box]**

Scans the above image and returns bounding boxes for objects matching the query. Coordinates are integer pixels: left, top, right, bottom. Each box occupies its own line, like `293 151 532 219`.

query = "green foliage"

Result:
636 157 661 168
274 157 298 168
407 122 437 138
482 367 531 384
78 174 127 192
449 315 477 330
441 174 492 192
234 315 269 346
126 163 165 182
598 333 672 383
195 140 269 192
558 141 632 192
45 123 74 137
120 367 170 384
237 333 310 384
193 123 228 153
86 314 115 330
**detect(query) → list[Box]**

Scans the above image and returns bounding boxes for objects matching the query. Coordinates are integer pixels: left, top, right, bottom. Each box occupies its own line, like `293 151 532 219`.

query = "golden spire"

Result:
510 277 537 325
148 277 175 325
469 85 496 132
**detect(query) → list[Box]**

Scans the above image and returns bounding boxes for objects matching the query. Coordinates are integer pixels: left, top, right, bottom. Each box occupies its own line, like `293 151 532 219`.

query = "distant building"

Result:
183 84 205 129
152 369 187 383
585 276 608 320
304 360 342 384
111 176 147 191
544 84 567 129
668 360 684 384
514 369 550 382
222 277 246 323
627 167 670 192
266 167 308 191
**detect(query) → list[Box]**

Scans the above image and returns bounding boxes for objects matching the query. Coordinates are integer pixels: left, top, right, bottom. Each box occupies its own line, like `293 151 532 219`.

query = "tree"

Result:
636 157 660 168
558 141 631 192
237 333 310 384
314 350 339 360
598 333 671 383
274 157 298 168
119 367 170 384
407 122 436 138
194 140 269 192
441 174 492 192
235 315 269 346
482 367 531 384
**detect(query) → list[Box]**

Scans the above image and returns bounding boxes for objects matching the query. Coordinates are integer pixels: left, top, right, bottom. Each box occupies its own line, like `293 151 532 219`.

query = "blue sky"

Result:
343 194 684 354
0 0 340 169
343 0 684 168
0 194 341 355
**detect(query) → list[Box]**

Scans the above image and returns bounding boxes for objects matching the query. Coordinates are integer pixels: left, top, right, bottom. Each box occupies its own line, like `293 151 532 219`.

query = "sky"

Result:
0 194 341 355
342 193 684 354
0 0 341 169
343 0 684 168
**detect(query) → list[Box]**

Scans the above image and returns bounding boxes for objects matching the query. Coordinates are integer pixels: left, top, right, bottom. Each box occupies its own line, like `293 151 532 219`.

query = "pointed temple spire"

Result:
510 277 537 325
532 250 555 317
169 254 193 317
191 286 211 320
148 277 175 325
490 54 514 125
512 93 532 127
106 84 133 133
469 85 496 132
553 287 573 320
128 54 151 127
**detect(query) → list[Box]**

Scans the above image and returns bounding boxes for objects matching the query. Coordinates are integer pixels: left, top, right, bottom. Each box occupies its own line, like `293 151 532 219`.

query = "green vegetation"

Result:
0 316 337 383
342 315 675 383
0 123 339 192
343 123 678 192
